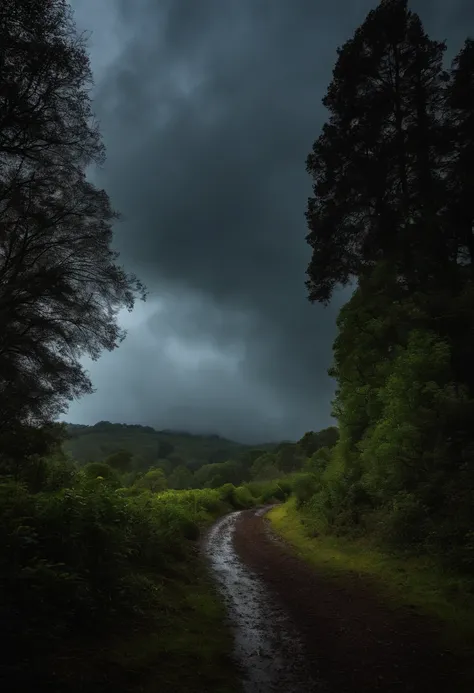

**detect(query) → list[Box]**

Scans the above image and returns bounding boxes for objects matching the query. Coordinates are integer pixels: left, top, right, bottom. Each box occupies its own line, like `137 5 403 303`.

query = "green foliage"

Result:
194 460 245 488
250 452 280 480
301 0 474 573
298 428 339 457
64 422 255 470
230 485 255 508
82 461 121 487
61 423 297 495
375 491 431 548
134 468 168 493
359 329 455 498
0 420 321 687
168 464 194 489
0 423 78 495
243 478 292 504
269 499 474 685
105 449 134 472
0 475 261 685
293 473 320 508
303 446 332 475
41 453 79 492
274 443 299 473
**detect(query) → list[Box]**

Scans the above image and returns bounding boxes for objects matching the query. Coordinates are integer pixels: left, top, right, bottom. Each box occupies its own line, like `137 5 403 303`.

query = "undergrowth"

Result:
0 476 290 690
268 498 474 687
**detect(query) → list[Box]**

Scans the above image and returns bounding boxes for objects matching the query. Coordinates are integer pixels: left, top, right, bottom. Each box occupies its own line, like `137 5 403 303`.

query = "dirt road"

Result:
205 507 463 693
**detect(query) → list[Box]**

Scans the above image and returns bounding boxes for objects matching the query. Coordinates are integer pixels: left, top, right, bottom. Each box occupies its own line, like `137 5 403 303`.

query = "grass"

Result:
268 498 474 657
104 562 239 693
45 559 239 693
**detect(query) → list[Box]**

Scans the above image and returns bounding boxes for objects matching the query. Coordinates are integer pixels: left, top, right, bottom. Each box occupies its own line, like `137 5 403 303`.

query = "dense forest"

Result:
64 421 274 479
62 421 337 488
301 0 474 574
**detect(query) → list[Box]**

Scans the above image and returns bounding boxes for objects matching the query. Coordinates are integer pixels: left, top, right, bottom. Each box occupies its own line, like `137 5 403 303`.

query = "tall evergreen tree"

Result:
305 0 447 304
445 38 474 272
427 39 474 393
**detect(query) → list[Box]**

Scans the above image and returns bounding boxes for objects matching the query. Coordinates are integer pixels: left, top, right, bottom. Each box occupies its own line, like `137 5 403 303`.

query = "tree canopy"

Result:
305 0 449 303
0 0 145 429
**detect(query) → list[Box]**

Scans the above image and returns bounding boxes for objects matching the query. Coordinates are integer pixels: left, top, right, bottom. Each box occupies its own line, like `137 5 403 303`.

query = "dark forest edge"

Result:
301 0 474 599
293 0 474 684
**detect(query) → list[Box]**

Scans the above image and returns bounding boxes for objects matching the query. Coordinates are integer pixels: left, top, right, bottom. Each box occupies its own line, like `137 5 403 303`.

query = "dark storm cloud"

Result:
66 0 474 442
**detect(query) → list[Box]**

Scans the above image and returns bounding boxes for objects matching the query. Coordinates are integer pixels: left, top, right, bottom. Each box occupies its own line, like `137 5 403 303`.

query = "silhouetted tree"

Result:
441 38 474 398
0 421 66 480
305 0 447 304
298 427 339 457
445 38 474 272
274 443 299 473
0 0 145 428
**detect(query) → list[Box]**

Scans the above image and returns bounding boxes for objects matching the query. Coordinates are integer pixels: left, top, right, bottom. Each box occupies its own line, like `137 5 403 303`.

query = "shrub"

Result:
252 479 291 504
230 485 254 508
292 473 320 508
82 462 121 487
0 478 238 657
376 491 431 549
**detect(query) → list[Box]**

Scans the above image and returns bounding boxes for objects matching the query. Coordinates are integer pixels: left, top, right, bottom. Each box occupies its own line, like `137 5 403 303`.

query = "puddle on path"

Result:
205 510 321 693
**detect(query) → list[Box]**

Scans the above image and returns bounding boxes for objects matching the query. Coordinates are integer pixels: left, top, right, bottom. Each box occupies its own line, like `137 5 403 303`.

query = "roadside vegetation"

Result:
265 1 474 684
0 416 329 689
0 427 295 691
300 0 474 580
269 501 474 656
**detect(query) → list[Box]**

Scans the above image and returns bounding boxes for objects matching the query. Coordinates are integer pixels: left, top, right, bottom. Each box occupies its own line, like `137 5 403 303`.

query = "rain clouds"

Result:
65 0 473 442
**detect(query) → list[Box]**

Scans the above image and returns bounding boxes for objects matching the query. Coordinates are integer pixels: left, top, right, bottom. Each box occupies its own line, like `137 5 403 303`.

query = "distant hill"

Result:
63 421 278 469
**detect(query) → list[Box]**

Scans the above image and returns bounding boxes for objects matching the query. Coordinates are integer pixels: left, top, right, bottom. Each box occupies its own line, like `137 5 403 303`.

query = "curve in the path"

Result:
205 508 321 693
206 506 466 693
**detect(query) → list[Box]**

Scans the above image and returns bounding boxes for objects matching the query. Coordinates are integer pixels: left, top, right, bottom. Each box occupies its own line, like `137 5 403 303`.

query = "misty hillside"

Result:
63 420 278 469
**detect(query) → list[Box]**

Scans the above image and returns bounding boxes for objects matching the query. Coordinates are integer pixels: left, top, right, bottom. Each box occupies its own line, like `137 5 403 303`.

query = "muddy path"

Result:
205 508 319 692
205 507 465 693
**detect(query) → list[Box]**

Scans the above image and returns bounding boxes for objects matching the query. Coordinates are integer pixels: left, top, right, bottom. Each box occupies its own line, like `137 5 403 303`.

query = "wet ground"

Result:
205 507 466 693
205 508 320 692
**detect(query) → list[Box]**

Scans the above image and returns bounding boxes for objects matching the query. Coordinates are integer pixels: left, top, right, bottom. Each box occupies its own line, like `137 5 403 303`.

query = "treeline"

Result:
57 420 338 492
0 419 339 495
302 0 474 572
64 421 253 468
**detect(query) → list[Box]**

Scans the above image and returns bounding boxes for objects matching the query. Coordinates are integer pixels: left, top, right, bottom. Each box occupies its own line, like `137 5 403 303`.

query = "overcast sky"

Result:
64 0 473 443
